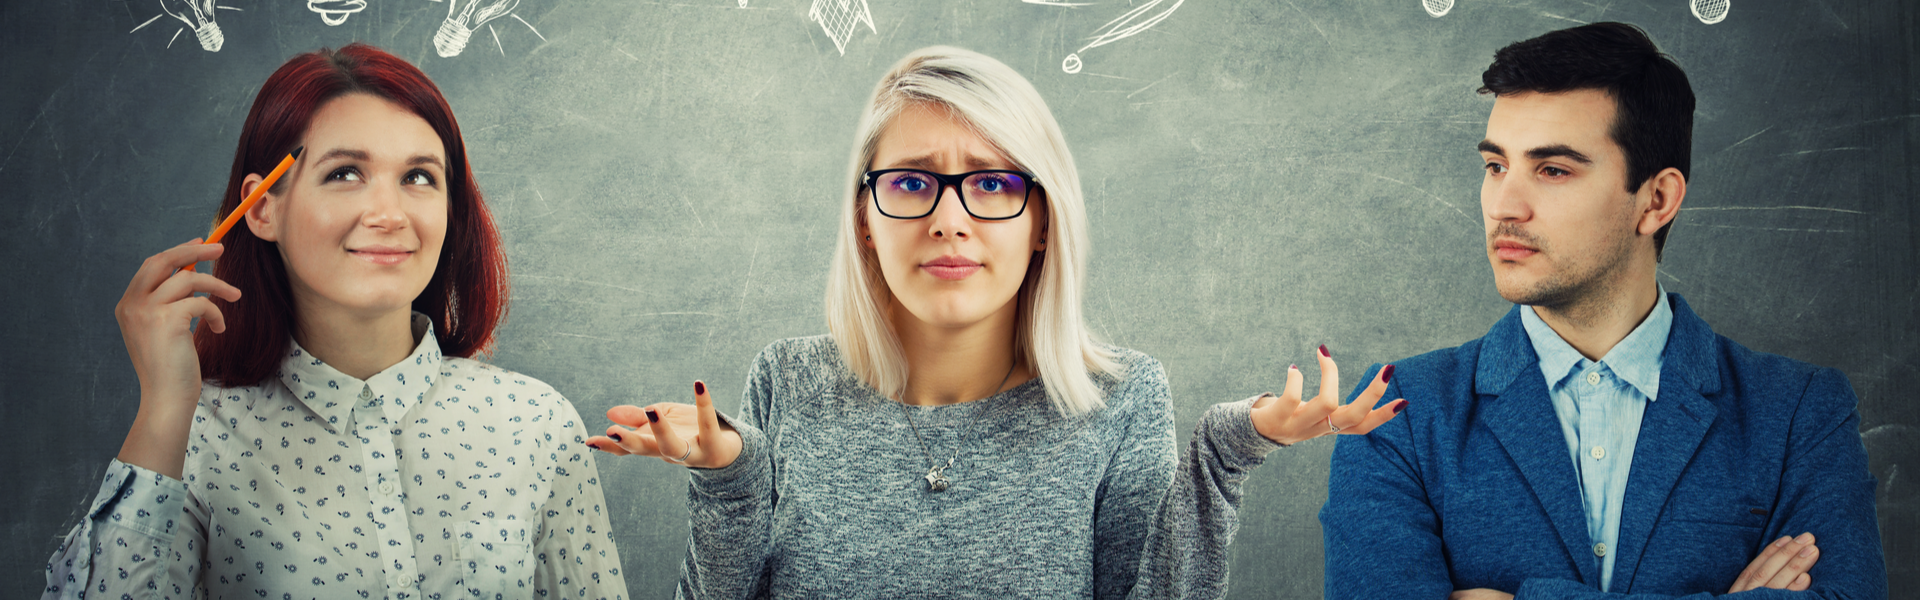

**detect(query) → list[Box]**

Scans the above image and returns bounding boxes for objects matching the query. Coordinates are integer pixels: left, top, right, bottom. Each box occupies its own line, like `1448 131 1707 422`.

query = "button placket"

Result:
351 384 420 597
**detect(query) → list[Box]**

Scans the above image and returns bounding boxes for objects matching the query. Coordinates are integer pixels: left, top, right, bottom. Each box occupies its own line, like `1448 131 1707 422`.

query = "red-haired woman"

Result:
43 44 627 600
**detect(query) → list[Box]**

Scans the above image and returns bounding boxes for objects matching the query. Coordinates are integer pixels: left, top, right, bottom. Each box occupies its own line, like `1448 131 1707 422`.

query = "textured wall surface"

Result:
2 0 1913 597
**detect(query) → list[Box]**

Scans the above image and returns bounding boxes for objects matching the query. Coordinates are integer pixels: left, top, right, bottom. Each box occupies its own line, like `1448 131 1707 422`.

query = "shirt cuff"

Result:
686 411 771 499
1203 396 1287 463
89 459 188 540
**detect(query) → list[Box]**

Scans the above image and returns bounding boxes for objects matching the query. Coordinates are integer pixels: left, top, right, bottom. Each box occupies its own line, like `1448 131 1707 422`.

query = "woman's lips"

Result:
922 256 982 280
350 248 412 266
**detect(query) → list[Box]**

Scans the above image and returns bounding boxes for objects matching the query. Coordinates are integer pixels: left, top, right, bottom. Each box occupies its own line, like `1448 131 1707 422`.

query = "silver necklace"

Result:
900 360 1017 492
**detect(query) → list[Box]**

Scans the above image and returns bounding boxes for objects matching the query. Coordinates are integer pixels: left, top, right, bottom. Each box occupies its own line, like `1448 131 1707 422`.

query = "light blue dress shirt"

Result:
1519 289 1673 592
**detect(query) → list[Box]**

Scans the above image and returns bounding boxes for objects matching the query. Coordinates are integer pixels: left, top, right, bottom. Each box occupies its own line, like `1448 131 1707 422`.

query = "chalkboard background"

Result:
2 0 1914 596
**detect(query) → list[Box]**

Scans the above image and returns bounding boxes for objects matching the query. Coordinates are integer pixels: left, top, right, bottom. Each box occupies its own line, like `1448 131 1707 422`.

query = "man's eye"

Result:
1485 163 1507 175
1541 166 1570 177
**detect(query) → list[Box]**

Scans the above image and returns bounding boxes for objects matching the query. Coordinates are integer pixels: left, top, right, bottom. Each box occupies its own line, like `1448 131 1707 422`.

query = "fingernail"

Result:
609 433 623 442
1795 532 1814 544
1318 344 1330 358
585 442 598 450
694 381 706 395
1774 536 1792 547
1393 400 1407 414
645 409 660 423
1381 364 1395 384
1289 364 1298 370
1799 546 1817 558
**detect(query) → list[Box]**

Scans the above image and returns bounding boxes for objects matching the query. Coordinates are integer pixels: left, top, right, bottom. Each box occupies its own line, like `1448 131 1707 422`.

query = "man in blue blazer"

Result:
1320 23 1887 599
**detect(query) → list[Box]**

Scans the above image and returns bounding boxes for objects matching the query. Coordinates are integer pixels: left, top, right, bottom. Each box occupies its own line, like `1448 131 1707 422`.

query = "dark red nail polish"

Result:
1318 344 1330 357
610 433 623 441
1289 364 1298 370
1382 364 1395 384
1393 400 1407 414
585 442 598 450
694 381 706 395
645 409 660 423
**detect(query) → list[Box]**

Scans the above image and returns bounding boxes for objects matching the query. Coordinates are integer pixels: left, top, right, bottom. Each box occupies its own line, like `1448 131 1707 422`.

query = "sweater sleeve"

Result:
676 344 782 600
1098 356 1285 600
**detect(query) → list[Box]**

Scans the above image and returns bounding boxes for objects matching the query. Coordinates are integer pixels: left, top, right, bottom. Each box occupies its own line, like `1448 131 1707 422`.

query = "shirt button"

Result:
359 386 374 401
378 481 396 495
1585 372 1602 385
1591 446 1606 460
1594 542 1608 557
399 577 414 589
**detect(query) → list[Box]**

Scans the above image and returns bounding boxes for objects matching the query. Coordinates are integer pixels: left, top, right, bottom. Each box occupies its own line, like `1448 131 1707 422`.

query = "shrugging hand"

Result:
589 381 742 469
1249 345 1406 446
116 239 242 479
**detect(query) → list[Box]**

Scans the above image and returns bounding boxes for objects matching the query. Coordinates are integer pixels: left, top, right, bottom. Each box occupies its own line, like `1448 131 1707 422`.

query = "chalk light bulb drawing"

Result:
308 0 368 26
1061 0 1184 74
156 0 222 51
1691 0 1728 24
1423 0 1454 18
434 0 522 57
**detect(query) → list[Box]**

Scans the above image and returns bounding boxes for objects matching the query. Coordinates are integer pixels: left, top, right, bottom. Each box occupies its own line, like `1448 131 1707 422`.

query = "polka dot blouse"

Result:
44 314 627 600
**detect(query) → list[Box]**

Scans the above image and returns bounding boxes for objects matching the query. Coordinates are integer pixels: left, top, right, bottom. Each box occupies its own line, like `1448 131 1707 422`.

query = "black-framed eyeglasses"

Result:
862 169 1038 220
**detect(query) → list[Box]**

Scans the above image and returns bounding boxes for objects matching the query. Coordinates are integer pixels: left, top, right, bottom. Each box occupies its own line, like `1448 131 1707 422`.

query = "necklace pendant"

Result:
925 465 950 492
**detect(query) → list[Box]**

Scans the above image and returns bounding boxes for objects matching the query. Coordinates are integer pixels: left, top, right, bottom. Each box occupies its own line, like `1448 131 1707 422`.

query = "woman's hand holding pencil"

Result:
113 239 242 480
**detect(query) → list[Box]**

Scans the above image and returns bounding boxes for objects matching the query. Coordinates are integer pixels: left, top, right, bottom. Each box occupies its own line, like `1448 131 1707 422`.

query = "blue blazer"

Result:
1322 294 1885 599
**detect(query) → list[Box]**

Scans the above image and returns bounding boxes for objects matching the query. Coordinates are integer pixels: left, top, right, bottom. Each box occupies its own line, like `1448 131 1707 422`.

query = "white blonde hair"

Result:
825 46 1120 416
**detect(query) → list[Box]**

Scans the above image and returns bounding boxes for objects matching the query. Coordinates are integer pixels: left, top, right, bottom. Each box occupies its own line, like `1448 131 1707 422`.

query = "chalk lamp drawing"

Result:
809 0 875 56
1060 0 1184 74
434 0 522 57
151 0 224 51
1423 0 1454 18
307 0 368 25
1690 0 1727 24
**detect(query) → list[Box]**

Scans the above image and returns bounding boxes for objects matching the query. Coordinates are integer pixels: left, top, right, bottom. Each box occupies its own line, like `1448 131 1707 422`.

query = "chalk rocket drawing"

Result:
1422 0 1454 18
434 0 522 57
1690 0 1728 24
1060 0 1184 73
308 0 367 25
809 0 875 56
143 0 224 51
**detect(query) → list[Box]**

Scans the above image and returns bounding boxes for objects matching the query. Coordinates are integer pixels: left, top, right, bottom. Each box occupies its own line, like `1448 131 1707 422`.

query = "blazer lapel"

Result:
1611 294 1722 591
1476 306 1602 587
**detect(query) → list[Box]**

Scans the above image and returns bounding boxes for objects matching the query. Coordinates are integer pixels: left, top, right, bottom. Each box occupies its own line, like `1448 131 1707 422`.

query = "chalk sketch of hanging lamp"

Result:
307 0 368 26
1422 0 1453 17
156 0 223 51
434 0 521 57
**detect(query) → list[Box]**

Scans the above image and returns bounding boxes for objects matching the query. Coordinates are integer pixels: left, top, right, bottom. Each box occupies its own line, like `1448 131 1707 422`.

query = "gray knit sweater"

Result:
679 336 1284 599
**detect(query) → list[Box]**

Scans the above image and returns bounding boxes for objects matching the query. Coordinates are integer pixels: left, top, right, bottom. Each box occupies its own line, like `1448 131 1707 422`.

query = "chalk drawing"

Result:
809 0 875 56
435 0 522 57
1060 0 1183 74
307 0 367 26
1423 0 1454 18
152 0 223 51
1690 0 1728 24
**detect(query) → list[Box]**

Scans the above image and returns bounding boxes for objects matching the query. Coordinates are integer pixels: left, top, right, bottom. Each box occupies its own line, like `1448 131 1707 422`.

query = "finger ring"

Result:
1328 419 1342 434
664 445 693 464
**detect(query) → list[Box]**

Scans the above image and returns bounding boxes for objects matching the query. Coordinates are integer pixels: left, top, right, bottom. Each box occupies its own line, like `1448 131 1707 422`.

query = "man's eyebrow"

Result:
1477 140 1503 155
1524 144 1594 165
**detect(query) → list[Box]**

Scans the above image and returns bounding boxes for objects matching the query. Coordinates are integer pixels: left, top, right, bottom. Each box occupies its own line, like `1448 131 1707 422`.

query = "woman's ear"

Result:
241 173 280 242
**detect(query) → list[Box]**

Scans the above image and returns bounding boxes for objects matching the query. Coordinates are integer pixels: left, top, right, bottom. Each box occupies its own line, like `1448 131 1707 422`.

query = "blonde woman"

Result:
592 46 1405 598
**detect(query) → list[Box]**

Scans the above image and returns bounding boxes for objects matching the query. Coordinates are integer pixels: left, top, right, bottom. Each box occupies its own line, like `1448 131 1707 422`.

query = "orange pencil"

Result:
183 146 302 272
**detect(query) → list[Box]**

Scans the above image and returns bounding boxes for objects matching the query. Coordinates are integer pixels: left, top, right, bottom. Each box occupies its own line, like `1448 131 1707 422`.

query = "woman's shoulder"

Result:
1087 343 1170 414
755 334 843 369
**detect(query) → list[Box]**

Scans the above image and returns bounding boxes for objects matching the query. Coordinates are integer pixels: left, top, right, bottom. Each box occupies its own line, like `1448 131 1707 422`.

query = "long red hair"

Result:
194 43 509 386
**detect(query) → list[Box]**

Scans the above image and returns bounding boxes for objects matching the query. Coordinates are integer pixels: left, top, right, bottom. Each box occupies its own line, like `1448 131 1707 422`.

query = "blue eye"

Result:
892 175 930 194
978 178 1005 193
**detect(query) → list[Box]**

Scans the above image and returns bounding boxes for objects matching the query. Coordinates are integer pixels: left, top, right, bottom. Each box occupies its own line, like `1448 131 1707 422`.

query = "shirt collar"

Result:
1519 286 1673 402
276 313 444 433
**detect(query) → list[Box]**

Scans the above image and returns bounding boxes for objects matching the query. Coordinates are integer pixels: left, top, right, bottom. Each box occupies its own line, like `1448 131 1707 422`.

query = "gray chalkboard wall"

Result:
2 0 1914 596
